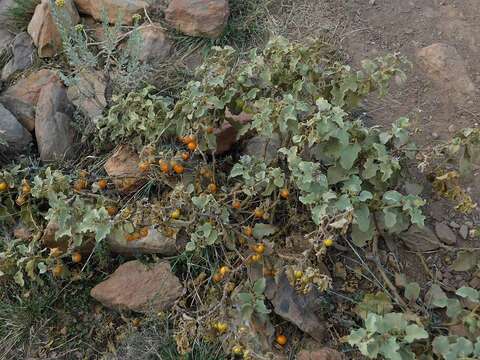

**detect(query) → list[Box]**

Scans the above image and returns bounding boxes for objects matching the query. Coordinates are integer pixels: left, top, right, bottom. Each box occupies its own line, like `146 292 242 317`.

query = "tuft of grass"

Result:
5 0 40 32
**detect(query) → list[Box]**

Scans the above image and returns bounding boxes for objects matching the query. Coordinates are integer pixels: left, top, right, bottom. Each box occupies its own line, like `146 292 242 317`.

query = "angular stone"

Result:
0 103 32 151
398 225 441 252
416 43 477 105
67 70 108 122
265 271 326 341
1 69 60 131
74 0 148 25
104 145 145 192
297 348 344 360
1 32 35 81
165 0 229 39
214 110 252 155
244 134 281 165
90 260 183 313
107 227 182 256
138 24 172 64
27 0 80 58
35 81 76 161
434 222 457 245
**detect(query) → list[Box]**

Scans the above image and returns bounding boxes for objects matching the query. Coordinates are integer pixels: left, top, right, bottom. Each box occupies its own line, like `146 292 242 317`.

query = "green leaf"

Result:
456 287 480 302
383 209 397 228
254 299 270 314
452 251 479 272
237 292 253 304
404 324 428 343
185 241 196 252
351 223 374 247
383 191 403 204
14 271 24 287
404 282 420 302
253 223 277 239
354 204 371 232
340 143 361 170
253 278 266 295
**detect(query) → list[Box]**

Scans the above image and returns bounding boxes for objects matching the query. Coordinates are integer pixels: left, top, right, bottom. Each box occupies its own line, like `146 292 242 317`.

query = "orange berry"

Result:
213 273 223 283
187 141 197 151
276 335 287 346
232 200 241 209
251 254 262 262
254 243 265 255
244 226 253 237
52 264 63 277
0 181 7 192
139 227 149 238
71 252 82 263
50 247 63 257
22 180 31 194
139 162 150 173
159 160 169 173
182 135 195 144
219 266 230 276
207 183 217 193
254 208 264 219
181 152 190 161
74 179 87 191
280 188 289 199
206 127 214 134
106 206 117 216
173 164 185 174
127 232 140 241
98 179 108 190
79 170 88 178
170 209 181 219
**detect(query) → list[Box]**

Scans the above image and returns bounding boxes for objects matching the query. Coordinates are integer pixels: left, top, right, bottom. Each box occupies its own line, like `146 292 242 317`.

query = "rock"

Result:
137 24 172 64
0 103 32 151
104 145 145 192
108 227 182 256
1 32 35 81
67 70 108 122
416 43 477 105
28 0 80 58
0 69 60 131
244 134 281 165
41 221 68 251
35 81 76 161
90 260 183 313
460 225 469 240
265 271 326 341
165 0 229 39
297 348 344 360
0 29 13 52
398 225 441 252
214 110 252 155
434 222 457 245
74 0 148 25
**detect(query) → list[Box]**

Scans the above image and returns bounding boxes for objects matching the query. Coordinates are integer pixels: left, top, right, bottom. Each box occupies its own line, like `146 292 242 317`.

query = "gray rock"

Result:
460 225 469 240
265 271 326 341
67 70 107 122
90 260 184 313
0 103 32 151
138 24 172 64
0 29 13 52
398 225 441 252
35 81 76 161
1 32 35 81
244 134 281 165
107 227 183 256
435 222 457 245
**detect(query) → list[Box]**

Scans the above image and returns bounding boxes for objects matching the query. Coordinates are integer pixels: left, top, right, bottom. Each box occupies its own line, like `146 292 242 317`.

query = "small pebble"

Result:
449 221 460 228
460 225 469 239
448 124 456 133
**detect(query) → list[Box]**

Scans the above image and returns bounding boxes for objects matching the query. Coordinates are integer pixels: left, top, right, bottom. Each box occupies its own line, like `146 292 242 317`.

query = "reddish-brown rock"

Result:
90 260 183 312
27 0 80 58
138 24 172 63
104 145 145 192
165 0 229 39
74 0 148 24
297 348 344 360
0 69 60 131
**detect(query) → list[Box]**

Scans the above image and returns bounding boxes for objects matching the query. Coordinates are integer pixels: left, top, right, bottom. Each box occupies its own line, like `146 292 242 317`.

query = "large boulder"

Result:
1 32 35 81
90 260 184 313
74 0 148 25
28 0 80 58
165 0 229 39
0 69 60 131
66 70 108 122
416 43 477 105
137 24 172 64
104 145 145 192
0 103 32 151
107 227 183 256
35 81 76 161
